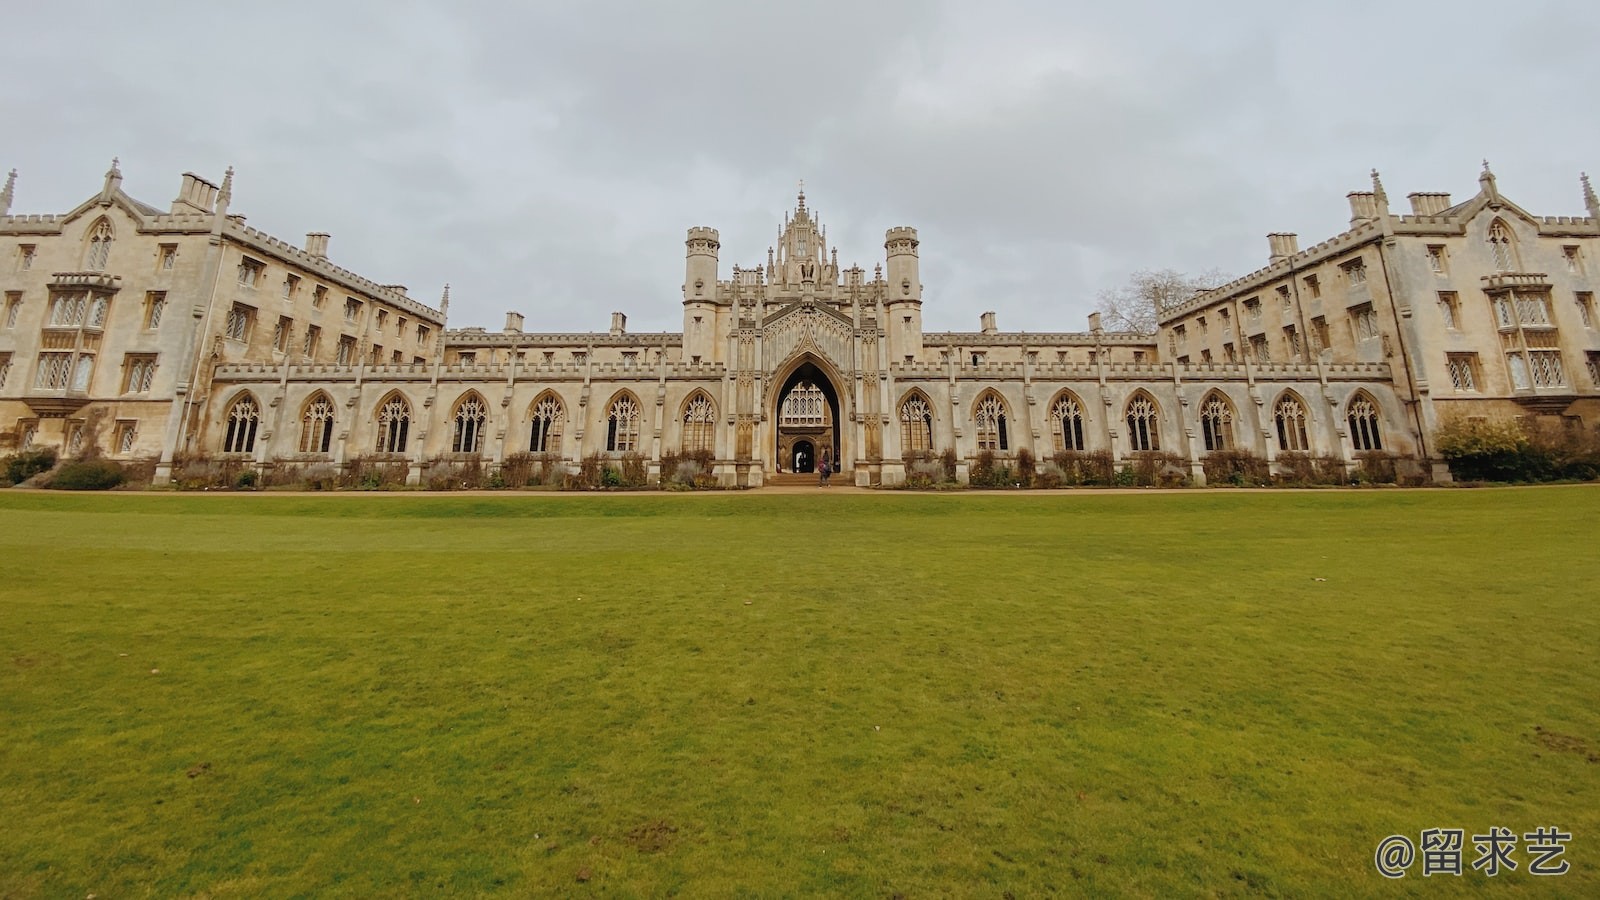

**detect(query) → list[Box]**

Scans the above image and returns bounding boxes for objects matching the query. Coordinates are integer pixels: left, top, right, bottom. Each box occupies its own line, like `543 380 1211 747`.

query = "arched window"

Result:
299 392 335 454
1275 393 1311 452
974 391 1009 451
1488 219 1517 272
780 382 827 426
529 393 564 454
1200 392 1235 452
85 219 113 271
376 393 411 454
1125 393 1160 452
451 393 487 454
606 393 641 452
1348 393 1383 452
682 392 716 453
222 394 259 454
1050 392 1086 452
899 392 933 453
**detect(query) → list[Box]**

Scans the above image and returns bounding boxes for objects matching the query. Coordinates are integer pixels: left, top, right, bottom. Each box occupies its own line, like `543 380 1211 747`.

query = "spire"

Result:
216 165 234 214
1 169 14 216
440 282 451 315
1370 169 1388 211
102 157 122 197
797 178 806 213
1583 172 1598 219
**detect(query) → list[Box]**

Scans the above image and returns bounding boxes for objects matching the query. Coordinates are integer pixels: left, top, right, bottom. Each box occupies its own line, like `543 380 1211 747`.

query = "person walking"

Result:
819 448 831 487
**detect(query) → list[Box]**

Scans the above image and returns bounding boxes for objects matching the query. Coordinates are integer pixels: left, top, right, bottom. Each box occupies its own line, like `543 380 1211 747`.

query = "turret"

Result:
884 226 923 361
683 226 720 362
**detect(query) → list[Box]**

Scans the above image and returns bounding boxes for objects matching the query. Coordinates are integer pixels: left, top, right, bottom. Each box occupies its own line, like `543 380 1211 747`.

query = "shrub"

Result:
262 461 339 490
905 458 947 488
1434 416 1600 483
662 449 716 489
969 450 1016 488
425 456 487 491
342 456 410 490
1354 451 1399 485
501 452 565 488
1052 450 1115 486
2 448 58 486
620 453 649 487
1273 452 1346 486
1015 448 1036 485
940 448 958 482
1031 462 1064 490
171 453 252 491
1202 449 1270 486
1131 451 1187 488
47 458 126 491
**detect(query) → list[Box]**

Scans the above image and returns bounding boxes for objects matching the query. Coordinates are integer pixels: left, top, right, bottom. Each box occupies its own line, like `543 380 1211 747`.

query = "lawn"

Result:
2 487 1598 897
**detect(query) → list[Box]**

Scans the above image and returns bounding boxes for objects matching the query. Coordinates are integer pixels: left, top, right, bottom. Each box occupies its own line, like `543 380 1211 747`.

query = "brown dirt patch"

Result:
624 820 679 853
1532 725 1600 762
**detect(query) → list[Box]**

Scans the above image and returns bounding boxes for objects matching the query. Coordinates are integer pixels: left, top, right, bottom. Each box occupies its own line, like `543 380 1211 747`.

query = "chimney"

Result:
306 232 330 259
979 310 997 334
171 172 219 214
1407 192 1452 216
610 312 627 336
1268 232 1299 264
504 311 524 333
1088 311 1103 333
1347 191 1377 226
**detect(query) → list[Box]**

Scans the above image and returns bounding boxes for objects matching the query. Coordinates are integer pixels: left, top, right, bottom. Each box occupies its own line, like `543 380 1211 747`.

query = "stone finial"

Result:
103 157 123 197
440 282 451 314
216 165 234 214
1 168 15 216
1371 169 1388 210
797 179 806 212
1479 159 1499 200
1582 172 1598 218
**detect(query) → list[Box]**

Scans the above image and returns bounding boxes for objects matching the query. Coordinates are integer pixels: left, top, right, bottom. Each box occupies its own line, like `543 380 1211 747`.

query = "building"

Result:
1 161 1595 487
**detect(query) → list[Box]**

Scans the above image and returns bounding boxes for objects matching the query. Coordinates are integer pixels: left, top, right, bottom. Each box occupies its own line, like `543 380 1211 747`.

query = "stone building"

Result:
1 161 1595 487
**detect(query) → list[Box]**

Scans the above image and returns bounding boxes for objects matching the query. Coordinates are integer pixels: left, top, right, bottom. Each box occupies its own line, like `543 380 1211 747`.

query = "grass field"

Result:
2 487 1598 897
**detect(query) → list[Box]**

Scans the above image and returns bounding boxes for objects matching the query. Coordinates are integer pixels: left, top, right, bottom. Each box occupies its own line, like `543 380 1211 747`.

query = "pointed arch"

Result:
85 217 114 271
605 390 642 453
681 390 716 453
374 391 412 454
298 391 336 454
528 391 565 454
1273 390 1311 452
898 389 934 454
1487 218 1519 272
450 391 488 454
973 390 1010 452
1048 390 1087 452
1124 391 1161 452
1199 390 1236 452
222 391 260 454
1347 391 1383 452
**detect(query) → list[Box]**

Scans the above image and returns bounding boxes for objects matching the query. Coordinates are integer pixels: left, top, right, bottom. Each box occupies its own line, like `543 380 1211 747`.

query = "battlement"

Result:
222 219 443 322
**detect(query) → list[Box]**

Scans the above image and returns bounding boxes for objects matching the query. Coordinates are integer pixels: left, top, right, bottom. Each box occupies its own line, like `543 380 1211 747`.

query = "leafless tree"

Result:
1094 268 1230 334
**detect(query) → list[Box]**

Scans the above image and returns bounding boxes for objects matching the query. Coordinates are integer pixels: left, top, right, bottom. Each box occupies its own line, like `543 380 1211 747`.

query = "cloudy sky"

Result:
7 1 1599 334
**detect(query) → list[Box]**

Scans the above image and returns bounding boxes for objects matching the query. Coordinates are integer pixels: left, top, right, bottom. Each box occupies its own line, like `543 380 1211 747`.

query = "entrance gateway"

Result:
775 361 838 475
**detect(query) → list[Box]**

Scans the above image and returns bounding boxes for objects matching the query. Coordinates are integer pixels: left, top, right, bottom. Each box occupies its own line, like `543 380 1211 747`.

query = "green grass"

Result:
2 488 1598 898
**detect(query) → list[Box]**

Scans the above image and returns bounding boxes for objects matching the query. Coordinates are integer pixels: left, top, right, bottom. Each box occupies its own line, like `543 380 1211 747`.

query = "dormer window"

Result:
85 219 113 271
1488 220 1517 272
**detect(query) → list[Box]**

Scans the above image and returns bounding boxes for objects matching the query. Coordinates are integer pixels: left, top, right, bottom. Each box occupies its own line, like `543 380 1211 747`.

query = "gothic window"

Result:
1049 392 1086 452
529 393 564 454
606 393 641 453
376 393 411 454
682 392 716 453
223 394 260 454
1274 393 1311 452
1488 220 1517 272
781 382 827 426
1347 393 1382 452
85 219 113 271
299 392 335 453
899 393 933 453
1446 353 1479 391
224 303 253 341
451 393 488 454
974 391 1009 452
1200 392 1234 452
1125 393 1160 452
122 354 158 393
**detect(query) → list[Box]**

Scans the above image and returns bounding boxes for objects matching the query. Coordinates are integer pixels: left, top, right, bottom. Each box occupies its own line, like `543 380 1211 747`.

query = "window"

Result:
1197 316 1207 336
781 383 827 426
49 293 88 327
970 352 985 366
1174 324 1187 349
273 316 293 353
1310 316 1330 352
1200 393 1233 452
4 292 19 328
1588 352 1600 386
413 357 426 365
606 394 641 452
622 351 639 368
396 315 407 336
1201 349 1212 363
283 274 300 300
1125 394 1159 452
343 297 361 323
144 292 166 329
451 394 487 454
391 350 403 364
236 257 264 288
1576 292 1594 328
299 393 335 453
1351 304 1380 342
1219 308 1233 337
19 421 36 449
1274 394 1310 452
1050 393 1085 452
336 335 356 365
17 244 35 271
122 354 157 393
457 352 476 366
1488 220 1516 272
35 352 74 389
376 394 411 453
1244 297 1262 323
417 324 431 344
1492 295 1515 328
159 244 177 271
85 219 113 270
682 393 715 453
1507 352 1531 390
1438 291 1459 329
529 394 564 453
1446 353 1479 391
88 296 109 329
303 324 321 358
72 355 94 391
1304 274 1321 299
0 352 10 389
1341 258 1367 285
224 303 253 341
369 344 382 365
312 285 327 309
1563 245 1583 275
1529 350 1565 387
1283 326 1301 358
1427 245 1447 275
1277 285 1292 311
1249 334 1271 363
376 309 388 330
1515 292 1551 326
1223 342 1236 363
974 392 1009 452
66 421 86 457
900 393 933 453
114 421 138 455
222 394 260 454
1132 351 1146 364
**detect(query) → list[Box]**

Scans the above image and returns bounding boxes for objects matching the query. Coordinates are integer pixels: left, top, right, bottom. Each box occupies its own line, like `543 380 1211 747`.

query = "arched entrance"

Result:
774 359 841 474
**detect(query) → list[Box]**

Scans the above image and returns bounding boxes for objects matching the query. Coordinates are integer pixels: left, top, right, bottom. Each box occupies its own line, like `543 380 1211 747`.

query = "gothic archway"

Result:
772 357 842 473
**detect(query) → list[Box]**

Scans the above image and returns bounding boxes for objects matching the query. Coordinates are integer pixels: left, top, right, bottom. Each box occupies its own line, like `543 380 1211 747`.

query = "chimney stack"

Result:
980 310 997 334
1347 191 1377 226
610 312 627 336
504 311 524 333
1407 192 1452 216
171 172 220 214
1088 311 1103 333
306 232 330 259
1268 232 1299 264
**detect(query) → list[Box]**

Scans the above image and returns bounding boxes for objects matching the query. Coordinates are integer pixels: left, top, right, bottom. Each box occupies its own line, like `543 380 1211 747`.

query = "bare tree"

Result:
1094 268 1229 334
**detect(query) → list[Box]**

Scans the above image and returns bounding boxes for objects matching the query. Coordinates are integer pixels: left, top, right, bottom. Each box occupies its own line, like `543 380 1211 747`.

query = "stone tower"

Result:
682 226 719 361
884 226 922 361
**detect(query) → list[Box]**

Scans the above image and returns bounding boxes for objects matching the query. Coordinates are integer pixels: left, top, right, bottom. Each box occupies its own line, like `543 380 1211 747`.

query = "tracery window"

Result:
376 394 411 454
1050 393 1085 452
529 394 564 453
974 392 1009 451
223 394 260 454
1488 220 1517 272
682 393 715 453
1347 393 1382 452
85 219 113 271
1200 393 1234 452
899 393 933 453
299 393 335 454
452 394 487 454
1125 394 1160 452
606 394 641 453
781 382 827 426
1274 394 1310 452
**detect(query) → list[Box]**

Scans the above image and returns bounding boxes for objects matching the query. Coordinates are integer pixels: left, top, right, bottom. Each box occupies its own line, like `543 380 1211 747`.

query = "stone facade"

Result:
2 162 1595 487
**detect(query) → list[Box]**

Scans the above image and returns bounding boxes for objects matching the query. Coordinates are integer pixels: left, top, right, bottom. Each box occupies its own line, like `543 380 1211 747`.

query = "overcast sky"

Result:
7 1 1599 334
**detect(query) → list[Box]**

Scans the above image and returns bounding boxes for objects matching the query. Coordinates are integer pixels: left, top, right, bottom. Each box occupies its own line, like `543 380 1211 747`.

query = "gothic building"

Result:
1 161 1595 487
